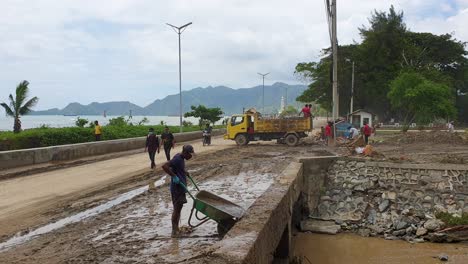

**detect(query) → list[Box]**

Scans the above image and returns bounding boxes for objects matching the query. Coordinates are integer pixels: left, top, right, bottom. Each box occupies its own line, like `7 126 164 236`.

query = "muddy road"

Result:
0 139 326 263
0 136 233 240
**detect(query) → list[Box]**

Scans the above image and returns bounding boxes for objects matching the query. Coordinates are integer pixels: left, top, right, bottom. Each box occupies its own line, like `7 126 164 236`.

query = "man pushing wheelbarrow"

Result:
162 145 245 238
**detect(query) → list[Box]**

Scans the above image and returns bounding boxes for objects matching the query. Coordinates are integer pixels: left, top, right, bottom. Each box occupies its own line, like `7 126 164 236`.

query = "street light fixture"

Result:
167 22 192 133
257 72 269 114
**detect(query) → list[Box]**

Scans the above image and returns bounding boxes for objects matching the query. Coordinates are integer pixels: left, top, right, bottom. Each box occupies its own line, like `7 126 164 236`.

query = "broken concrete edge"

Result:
197 156 339 264
199 161 303 264
0 129 226 170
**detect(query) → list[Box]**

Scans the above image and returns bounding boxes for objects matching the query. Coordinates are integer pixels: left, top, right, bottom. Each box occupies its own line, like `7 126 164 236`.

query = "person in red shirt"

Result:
325 122 332 145
301 104 311 118
362 121 372 145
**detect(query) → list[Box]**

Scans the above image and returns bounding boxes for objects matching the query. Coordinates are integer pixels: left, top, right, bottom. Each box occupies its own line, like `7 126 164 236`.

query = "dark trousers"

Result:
148 151 156 168
164 144 172 161
365 135 369 145
95 134 101 141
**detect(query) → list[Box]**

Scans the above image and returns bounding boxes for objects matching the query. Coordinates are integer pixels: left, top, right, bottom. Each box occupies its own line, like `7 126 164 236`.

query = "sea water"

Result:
0 115 209 131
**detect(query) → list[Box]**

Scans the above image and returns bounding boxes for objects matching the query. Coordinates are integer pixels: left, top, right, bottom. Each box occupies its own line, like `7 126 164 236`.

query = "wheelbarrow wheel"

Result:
217 218 236 237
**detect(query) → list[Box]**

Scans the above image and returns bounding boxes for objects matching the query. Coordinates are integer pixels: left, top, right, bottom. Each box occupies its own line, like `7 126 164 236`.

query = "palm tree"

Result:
1 80 39 133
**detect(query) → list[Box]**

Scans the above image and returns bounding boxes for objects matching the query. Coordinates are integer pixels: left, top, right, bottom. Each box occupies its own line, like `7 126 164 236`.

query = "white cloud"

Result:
0 0 466 111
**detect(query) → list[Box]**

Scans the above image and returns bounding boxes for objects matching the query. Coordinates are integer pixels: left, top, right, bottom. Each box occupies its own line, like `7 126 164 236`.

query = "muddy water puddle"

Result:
0 176 167 251
293 233 468 264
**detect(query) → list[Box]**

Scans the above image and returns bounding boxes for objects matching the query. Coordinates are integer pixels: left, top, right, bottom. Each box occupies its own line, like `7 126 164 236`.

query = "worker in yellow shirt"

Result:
94 120 102 141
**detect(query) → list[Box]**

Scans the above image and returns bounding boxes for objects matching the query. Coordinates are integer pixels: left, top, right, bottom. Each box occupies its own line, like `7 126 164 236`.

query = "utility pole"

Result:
167 22 192 133
332 0 338 124
350 60 354 115
258 72 270 114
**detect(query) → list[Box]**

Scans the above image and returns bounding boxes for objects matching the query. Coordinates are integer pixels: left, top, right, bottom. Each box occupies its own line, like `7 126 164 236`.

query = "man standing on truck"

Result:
162 145 195 237
161 126 175 161
300 104 311 118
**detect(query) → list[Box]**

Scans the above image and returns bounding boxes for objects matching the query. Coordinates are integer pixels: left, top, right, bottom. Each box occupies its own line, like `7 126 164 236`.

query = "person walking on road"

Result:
362 121 372 145
162 145 195 237
145 128 160 169
161 126 175 161
94 120 102 141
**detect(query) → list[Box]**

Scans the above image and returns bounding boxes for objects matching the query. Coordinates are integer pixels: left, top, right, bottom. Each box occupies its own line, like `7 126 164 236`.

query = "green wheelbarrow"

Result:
179 175 245 236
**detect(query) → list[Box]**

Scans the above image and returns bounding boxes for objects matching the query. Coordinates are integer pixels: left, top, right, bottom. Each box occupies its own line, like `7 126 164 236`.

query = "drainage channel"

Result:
0 176 167 251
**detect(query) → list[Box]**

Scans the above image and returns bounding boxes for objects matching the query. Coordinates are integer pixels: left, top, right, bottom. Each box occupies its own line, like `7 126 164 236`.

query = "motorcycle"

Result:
202 130 211 146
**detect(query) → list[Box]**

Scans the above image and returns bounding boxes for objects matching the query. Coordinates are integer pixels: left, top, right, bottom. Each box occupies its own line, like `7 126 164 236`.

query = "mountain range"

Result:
31 82 307 116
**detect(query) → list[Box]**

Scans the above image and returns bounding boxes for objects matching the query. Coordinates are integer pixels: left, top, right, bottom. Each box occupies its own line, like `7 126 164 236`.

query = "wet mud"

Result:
0 143 325 263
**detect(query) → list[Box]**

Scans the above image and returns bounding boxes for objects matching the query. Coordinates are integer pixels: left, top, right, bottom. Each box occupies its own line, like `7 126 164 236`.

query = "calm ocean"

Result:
0 115 205 131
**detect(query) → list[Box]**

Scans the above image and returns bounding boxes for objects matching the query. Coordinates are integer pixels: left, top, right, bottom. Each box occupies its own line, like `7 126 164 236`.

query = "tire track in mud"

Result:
0 143 327 263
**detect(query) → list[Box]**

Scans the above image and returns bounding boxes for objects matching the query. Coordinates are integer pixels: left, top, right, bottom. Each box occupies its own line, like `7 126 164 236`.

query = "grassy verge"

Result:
0 125 223 151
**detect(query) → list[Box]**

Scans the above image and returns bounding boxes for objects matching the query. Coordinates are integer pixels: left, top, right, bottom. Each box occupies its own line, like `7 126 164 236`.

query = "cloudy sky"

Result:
1 0 467 111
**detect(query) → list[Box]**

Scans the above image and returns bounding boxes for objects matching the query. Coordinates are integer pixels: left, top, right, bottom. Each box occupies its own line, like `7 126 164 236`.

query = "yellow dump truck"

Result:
224 110 312 146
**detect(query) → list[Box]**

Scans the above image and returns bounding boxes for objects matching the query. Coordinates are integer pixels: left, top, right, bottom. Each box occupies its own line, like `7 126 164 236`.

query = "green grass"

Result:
0 125 223 151
436 212 468 226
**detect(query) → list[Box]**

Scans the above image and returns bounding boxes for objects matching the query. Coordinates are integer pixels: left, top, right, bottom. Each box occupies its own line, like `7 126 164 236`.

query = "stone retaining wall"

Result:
0 129 225 169
312 158 468 241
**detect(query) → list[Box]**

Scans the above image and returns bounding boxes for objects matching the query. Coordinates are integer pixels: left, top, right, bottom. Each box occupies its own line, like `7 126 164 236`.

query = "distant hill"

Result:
32 82 307 116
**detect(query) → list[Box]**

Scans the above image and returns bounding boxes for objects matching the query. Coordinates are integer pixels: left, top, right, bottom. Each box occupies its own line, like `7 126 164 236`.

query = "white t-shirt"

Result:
349 127 359 138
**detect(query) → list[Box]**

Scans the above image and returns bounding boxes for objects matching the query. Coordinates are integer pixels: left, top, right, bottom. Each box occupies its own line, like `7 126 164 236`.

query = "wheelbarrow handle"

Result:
177 180 196 200
187 174 200 191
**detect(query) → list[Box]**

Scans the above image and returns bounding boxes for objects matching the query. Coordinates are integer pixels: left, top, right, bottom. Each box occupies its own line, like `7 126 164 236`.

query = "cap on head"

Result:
182 144 195 154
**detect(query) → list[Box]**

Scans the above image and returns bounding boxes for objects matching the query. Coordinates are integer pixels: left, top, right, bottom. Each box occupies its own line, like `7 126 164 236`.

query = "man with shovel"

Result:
162 145 195 237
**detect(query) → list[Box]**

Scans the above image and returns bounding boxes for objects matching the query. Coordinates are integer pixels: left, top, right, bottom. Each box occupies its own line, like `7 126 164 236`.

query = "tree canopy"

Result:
295 5 467 123
184 105 224 127
388 71 456 125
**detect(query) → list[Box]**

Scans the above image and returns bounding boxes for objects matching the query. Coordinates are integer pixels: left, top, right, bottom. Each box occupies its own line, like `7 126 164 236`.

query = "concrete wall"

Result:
0 129 225 170
194 156 336 264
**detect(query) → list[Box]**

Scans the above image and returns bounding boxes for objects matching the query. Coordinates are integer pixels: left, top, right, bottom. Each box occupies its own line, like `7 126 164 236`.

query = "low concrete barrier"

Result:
0 129 225 170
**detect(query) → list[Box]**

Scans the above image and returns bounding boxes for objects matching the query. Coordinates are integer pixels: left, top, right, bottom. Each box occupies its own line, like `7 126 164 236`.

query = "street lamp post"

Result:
167 22 192 133
257 72 269 114
345 59 355 117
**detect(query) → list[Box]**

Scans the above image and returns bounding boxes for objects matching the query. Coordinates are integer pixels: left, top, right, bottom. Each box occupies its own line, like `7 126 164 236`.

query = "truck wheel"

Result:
235 134 248 146
285 134 299 146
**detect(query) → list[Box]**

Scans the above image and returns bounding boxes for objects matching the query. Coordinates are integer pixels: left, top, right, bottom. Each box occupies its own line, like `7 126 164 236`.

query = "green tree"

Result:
388 71 456 126
280 105 299 116
295 45 358 115
108 116 129 126
137 117 149 126
295 6 467 122
1 80 39 133
184 105 224 127
75 117 89 127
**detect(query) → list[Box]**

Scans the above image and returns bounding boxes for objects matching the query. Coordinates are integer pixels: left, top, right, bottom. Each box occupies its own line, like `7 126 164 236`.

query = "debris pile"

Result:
386 131 467 145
